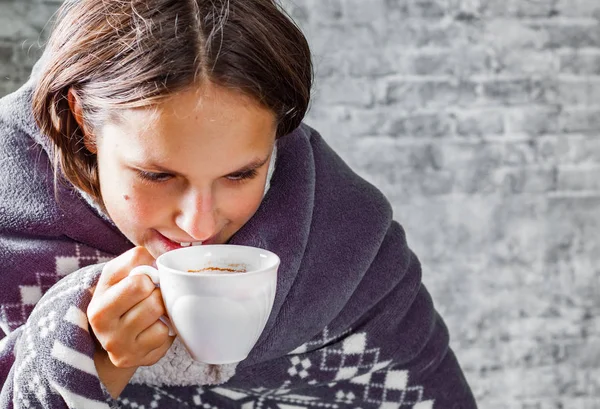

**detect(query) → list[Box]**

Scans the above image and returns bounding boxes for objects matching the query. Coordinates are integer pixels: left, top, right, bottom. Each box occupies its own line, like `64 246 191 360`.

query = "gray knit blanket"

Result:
0 77 477 408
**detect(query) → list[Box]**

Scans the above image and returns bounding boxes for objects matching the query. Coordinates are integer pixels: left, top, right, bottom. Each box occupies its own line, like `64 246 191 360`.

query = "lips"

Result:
178 241 203 247
154 230 218 252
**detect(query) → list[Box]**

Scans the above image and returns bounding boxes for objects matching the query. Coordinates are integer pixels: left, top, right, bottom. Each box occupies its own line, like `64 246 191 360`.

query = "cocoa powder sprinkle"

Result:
188 267 246 273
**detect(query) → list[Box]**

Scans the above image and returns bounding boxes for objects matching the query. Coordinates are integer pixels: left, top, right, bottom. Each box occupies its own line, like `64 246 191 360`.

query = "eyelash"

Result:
136 169 259 184
137 171 173 183
226 169 259 183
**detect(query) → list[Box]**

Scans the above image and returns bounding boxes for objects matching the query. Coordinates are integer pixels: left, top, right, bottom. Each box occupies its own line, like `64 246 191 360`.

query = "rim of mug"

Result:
155 244 281 277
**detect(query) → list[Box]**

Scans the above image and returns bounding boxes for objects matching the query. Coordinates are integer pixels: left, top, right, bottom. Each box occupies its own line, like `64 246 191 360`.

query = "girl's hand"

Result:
87 247 175 396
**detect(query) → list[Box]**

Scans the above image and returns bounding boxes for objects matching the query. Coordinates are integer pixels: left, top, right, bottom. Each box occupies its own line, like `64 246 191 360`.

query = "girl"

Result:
0 0 477 407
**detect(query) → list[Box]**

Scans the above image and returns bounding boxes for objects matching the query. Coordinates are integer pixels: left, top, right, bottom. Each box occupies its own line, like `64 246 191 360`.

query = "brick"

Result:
477 0 558 18
557 78 600 106
435 141 504 169
345 47 406 78
544 196 600 284
537 135 600 165
481 79 532 104
501 167 557 194
555 0 600 19
557 166 600 191
508 0 558 18
531 22 600 49
476 365 589 400
347 140 448 188
587 368 600 393
383 79 478 109
382 19 481 48
345 138 433 174
563 339 600 368
381 170 455 197
451 167 491 194
455 161 556 195
504 106 560 136
419 170 455 195
410 52 460 76
558 108 600 133
455 109 504 136
559 51 600 75
383 112 454 138
303 0 343 23
495 50 559 75
394 199 498 263
340 0 387 23
347 48 491 78
313 51 347 79
481 78 557 105
482 19 550 51
503 142 537 166
334 107 387 136
313 76 375 107
384 0 447 19
308 23 378 53
415 48 491 76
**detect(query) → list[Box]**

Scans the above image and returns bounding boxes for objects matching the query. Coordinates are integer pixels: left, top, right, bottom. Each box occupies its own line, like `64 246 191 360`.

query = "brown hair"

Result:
32 0 313 204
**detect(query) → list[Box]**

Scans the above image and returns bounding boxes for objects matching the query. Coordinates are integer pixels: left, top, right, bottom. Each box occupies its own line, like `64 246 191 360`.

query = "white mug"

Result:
130 245 279 364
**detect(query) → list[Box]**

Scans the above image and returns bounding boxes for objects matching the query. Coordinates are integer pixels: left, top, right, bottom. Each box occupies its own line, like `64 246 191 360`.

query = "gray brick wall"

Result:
2 0 600 407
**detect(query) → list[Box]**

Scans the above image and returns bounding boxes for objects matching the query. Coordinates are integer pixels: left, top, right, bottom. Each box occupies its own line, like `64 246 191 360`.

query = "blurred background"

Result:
1 0 600 407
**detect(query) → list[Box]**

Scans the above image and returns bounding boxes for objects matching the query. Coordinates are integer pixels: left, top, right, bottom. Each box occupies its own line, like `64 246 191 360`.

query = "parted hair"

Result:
32 0 313 203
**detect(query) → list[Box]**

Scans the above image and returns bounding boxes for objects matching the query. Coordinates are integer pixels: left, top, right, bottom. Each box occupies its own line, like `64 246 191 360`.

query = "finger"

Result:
97 246 155 291
120 288 166 334
139 335 176 367
105 325 174 369
136 319 173 351
89 274 156 329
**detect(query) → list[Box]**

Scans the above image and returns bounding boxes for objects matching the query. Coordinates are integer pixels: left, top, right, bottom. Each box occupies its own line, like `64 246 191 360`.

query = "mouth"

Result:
154 230 218 253
176 241 203 247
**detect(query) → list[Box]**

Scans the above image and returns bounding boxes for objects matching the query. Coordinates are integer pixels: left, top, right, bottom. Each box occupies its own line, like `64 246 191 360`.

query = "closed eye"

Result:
226 169 259 182
137 170 174 183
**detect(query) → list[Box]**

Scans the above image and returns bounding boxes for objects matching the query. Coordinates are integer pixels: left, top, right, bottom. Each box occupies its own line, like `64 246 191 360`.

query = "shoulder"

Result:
299 123 393 223
277 123 393 242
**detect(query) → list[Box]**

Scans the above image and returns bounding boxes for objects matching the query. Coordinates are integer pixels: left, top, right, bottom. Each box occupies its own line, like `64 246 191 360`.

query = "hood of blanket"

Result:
0 62 132 257
229 125 394 366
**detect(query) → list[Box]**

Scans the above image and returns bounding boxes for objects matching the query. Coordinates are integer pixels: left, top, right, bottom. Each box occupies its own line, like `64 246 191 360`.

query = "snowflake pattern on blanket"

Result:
189 326 435 409
0 243 113 335
116 326 435 409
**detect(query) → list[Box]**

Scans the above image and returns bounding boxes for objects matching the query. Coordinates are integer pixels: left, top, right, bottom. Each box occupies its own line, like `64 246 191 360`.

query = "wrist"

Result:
94 348 138 399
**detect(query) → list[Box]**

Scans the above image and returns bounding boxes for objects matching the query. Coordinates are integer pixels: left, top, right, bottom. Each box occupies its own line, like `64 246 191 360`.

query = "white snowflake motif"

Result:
38 311 58 338
210 381 340 409
27 374 47 402
288 356 312 378
335 390 356 405
17 391 31 408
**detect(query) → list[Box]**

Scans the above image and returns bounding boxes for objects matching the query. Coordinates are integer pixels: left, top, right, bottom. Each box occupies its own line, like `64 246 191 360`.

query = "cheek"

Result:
102 181 166 231
221 183 266 222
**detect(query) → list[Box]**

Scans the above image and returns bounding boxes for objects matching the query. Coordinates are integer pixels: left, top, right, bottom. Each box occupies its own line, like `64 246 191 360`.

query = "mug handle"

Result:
129 265 176 336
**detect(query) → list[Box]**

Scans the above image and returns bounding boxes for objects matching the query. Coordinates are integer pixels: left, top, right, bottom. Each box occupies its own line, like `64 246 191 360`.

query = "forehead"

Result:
110 83 274 132
98 83 277 171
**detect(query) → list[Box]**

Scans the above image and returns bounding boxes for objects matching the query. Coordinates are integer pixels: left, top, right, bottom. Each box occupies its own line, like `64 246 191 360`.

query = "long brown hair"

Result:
32 0 313 204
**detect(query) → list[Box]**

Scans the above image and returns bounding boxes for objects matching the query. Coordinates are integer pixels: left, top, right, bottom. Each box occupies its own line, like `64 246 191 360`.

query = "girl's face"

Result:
93 83 277 259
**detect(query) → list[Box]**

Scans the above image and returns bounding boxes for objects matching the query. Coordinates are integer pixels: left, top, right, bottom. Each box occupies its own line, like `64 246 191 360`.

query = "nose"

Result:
174 189 217 241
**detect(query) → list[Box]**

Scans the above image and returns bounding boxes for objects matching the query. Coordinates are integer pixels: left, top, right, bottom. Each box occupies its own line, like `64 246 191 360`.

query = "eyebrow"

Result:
135 155 271 176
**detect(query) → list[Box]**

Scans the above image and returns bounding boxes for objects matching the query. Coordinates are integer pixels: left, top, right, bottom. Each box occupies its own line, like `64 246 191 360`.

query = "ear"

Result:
67 88 97 154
